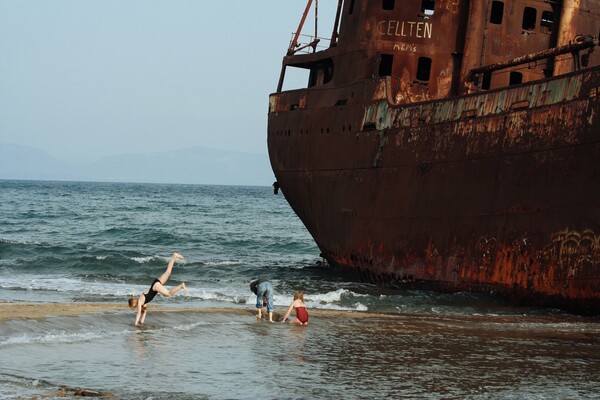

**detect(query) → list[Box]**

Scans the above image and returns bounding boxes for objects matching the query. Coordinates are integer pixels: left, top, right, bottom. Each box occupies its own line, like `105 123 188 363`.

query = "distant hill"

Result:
0 144 274 186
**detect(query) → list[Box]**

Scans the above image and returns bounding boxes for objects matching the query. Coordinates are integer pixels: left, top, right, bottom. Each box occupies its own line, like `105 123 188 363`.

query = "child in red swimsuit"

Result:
281 291 309 325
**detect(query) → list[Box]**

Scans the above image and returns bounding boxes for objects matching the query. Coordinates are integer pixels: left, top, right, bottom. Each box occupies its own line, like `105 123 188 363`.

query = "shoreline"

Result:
1 301 597 325
0 301 386 322
0 302 129 322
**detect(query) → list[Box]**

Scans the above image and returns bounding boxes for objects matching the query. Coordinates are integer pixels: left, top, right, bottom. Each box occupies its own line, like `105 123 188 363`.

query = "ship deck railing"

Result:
288 32 331 54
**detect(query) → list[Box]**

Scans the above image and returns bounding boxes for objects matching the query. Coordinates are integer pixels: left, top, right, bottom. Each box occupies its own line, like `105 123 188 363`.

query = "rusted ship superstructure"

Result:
267 0 600 313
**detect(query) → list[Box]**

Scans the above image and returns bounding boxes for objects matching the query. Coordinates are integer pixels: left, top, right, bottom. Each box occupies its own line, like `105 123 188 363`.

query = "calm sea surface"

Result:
0 180 598 399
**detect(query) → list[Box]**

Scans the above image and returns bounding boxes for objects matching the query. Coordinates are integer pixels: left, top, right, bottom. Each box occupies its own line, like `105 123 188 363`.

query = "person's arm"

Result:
281 302 294 323
134 295 145 326
140 305 148 324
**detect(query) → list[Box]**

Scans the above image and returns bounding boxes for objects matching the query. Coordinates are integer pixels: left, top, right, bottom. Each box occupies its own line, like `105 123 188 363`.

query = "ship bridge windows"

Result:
379 54 393 77
482 72 492 90
540 11 553 34
509 71 523 85
488 3 553 34
417 57 432 81
490 1 504 25
421 0 435 16
381 0 434 15
308 58 334 87
349 0 355 15
280 65 310 91
522 7 537 31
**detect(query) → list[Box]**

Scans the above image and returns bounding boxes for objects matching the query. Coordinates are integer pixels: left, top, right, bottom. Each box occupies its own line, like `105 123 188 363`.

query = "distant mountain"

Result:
0 144 275 186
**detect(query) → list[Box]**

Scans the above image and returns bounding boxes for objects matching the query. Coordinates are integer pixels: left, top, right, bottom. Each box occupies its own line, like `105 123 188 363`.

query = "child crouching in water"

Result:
281 291 309 325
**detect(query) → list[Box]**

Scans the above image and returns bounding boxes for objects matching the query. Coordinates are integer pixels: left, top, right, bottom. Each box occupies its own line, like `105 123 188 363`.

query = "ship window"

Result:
383 0 395 11
416 57 432 81
349 0 355 15
482 72 492 90
421 0 435 16
541 11 553 33
522 7 537 31
281 65 311 91
309 58 334 87
379 54 393 76
490 1 504 24
509 71 523 85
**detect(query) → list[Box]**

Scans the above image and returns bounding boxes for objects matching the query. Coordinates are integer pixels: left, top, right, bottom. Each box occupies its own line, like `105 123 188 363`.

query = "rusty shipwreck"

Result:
267 0 600 313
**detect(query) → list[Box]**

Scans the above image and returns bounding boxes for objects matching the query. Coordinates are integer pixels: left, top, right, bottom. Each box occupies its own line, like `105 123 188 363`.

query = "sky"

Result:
0 0 338 163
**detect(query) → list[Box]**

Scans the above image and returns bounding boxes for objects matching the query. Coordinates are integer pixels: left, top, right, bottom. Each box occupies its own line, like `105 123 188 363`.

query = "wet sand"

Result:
2 301 598 337
2 301 598 348
1 302 598 399
0 302 127 322
0 302 382 322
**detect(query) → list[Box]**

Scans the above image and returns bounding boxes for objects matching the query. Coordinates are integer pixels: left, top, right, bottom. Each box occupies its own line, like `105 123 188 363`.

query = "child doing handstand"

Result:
128 252 188 326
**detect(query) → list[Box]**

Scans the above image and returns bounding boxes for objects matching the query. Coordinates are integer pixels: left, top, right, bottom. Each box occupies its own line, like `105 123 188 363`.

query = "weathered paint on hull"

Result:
268 68 600 313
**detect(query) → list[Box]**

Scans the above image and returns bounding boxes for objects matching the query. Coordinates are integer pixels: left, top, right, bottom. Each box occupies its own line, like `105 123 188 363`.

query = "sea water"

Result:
0 180 598 399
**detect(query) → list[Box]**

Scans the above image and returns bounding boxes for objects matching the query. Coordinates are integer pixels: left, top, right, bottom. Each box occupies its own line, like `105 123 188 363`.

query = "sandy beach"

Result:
0 302 129 322
2 301 594 334
0 302 383 323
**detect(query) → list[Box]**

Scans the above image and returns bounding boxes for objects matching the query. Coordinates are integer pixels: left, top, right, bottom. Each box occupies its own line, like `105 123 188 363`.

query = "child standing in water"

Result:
281 291 309 325
128 252 188 326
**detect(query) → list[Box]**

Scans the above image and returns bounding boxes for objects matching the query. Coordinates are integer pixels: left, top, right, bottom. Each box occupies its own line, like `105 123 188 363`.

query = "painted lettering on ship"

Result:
377 20 432 39
392 42 417 52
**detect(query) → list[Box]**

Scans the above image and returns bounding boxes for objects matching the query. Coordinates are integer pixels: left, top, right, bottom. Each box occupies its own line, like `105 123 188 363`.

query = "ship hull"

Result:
268 68 600 313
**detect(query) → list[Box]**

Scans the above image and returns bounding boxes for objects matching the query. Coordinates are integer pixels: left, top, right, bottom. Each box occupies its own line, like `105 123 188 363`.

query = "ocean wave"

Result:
312 302 369 311
200 260 243 267
171 321 208 332
131 255 160 264
0 276 150 299
0 373 63 400
0 328 132 347
184 289 243 303
242 288 371 312
0 237 43 246
305 288 370 311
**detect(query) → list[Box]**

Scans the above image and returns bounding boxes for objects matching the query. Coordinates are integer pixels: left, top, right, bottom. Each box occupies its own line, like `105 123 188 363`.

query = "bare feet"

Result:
173 252 184 260
181 283 189 293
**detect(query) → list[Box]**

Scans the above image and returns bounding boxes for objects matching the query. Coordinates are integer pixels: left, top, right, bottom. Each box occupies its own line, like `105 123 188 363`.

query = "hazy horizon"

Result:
0 1 338 182
0 142 274 186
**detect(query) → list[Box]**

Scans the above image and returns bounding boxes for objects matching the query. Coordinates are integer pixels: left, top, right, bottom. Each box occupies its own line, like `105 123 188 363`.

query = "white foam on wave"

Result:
312 302 369 311
310 288 349 303
202 260 242 267
184 289 245 304
243 288 370 312
131 255 159 264
0 318 214 347
0 328 132 347
0 237 41 245
1 276 86 292
138 320 208 333
1 274 373 312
